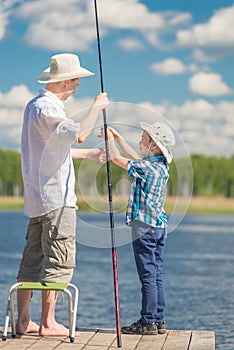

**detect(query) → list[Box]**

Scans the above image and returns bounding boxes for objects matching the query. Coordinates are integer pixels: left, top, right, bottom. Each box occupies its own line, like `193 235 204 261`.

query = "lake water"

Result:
0 211 233 349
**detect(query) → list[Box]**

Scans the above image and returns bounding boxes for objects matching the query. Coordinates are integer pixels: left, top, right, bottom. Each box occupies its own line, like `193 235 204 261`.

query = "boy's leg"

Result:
155 228 167 323
131 221 158 324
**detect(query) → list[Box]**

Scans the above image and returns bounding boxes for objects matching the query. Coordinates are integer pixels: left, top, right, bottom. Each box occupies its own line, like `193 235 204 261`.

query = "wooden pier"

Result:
0 328 215 349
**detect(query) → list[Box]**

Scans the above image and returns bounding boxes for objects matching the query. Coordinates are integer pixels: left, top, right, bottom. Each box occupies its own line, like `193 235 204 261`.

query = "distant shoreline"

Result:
0 195 234 214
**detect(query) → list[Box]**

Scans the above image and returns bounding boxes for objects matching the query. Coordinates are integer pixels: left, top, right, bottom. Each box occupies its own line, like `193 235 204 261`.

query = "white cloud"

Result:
0 84 34 108
117 37 144 51
0 0 20 39
1 0 190 51
176 5 234 61
150 58 199 75
1 85 234 157
188 72 233 97
14 0 96 51
138 99 234 157
0 85 100 149
0 84 34 149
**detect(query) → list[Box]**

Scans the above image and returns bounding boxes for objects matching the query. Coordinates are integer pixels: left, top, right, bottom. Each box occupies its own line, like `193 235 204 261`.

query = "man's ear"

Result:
63 80 70 88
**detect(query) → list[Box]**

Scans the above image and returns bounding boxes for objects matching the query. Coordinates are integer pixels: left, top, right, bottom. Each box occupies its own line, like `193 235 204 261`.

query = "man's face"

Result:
68 78 81 94
62 78 81 100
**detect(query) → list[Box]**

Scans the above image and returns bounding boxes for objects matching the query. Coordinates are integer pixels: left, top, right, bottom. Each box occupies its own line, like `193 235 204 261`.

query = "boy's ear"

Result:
152 142 163 155
152 142 158 150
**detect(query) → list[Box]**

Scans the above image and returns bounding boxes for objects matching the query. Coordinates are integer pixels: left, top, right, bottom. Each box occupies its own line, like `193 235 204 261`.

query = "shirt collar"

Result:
143 154 167 163
39 88 65 110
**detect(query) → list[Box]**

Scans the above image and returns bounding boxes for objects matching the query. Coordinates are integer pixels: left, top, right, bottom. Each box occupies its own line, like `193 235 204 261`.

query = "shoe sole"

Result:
121 329 157 335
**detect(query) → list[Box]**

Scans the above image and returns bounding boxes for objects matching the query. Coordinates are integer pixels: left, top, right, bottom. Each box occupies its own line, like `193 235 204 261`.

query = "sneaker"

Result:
121 319 158 335
156 321 167 334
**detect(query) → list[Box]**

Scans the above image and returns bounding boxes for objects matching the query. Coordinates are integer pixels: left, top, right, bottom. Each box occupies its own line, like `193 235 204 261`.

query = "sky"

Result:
0 0 234 157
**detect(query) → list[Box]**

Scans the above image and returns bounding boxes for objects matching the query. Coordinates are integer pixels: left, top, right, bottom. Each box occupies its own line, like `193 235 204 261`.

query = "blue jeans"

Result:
131 220 167 324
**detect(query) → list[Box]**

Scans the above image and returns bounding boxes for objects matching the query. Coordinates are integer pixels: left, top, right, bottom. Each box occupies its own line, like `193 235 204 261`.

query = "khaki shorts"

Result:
17 207 76 283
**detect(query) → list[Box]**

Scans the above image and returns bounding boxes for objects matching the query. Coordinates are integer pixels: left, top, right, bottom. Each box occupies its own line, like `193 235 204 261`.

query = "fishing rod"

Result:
93 0 122 347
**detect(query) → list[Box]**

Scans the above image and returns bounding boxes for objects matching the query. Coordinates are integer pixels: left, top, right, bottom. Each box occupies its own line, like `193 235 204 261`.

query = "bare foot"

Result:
16 320 39 334
39 322 80 337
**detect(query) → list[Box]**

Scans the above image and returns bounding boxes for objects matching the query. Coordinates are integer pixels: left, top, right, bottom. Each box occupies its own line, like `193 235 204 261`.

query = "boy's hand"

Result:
107 127 122 141
98 127 114 140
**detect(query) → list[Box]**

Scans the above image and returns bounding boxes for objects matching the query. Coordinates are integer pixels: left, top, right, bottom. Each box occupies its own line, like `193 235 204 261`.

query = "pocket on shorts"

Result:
43 208 76 268
48 236 76 269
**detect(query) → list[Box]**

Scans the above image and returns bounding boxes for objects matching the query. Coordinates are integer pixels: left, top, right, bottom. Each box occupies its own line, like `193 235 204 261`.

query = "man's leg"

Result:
39 207 78 336
39 290 71 336
16 217 43 334
16 279 40 334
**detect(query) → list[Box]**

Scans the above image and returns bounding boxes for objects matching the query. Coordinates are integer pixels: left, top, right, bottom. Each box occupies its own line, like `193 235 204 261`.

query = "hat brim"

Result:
139 122 173 163
38 67 94 83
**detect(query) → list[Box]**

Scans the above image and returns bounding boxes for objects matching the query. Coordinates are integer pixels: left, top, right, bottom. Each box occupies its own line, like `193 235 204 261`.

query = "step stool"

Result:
2 281 79 343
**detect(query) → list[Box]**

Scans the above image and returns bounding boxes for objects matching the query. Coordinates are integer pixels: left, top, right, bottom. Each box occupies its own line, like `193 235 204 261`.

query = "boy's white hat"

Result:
38 53 94 83
139 122 175 163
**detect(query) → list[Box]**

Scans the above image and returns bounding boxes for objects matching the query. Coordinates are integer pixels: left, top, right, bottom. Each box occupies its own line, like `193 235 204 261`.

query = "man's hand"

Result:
71 148 105 163
86 148 106 163
92 92 109 111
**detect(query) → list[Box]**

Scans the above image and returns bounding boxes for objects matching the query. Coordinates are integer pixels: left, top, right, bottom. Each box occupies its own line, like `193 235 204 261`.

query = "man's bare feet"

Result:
39 322 80 337
16 320 39 334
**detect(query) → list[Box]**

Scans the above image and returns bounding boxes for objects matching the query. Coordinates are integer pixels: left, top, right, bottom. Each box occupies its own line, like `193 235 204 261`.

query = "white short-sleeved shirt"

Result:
21 88 80 218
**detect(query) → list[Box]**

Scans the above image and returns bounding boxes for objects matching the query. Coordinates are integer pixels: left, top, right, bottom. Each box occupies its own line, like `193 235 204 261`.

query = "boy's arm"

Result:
107 129 129 170
108 127 140 159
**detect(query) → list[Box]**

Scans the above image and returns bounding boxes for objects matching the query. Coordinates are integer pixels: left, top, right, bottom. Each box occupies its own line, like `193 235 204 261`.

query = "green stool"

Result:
2 281 79 343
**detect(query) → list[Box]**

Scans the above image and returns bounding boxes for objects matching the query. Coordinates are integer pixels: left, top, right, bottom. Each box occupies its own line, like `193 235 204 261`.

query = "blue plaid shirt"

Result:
126 155 169 228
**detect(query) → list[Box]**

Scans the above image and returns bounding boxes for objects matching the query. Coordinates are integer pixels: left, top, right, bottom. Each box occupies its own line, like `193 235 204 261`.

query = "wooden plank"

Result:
109 333 142 349
0 328 215 350
162 330 192 350
0 339 14 348
25 337 66 350
0 336 39 350
56 330 97 350
82 329 117 349
189 330 215 350
136 333 167 350
76 330 98 344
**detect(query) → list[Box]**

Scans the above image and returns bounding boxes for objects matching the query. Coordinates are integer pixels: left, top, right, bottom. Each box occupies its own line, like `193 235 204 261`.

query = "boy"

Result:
101 121 175 335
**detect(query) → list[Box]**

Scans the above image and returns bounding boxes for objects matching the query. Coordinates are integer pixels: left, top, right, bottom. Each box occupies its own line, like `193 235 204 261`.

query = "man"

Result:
17 53 109 336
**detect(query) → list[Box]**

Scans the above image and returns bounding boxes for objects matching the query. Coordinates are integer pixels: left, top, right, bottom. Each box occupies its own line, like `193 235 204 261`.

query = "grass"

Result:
0 196 24 210
1 195 234 214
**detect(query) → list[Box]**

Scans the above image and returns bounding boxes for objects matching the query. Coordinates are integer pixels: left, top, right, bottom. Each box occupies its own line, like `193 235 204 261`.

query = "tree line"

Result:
0 148 234 198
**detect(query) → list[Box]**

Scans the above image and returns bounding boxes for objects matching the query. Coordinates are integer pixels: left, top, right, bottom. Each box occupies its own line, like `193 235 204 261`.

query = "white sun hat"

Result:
139 122 175 163
38 53 94 83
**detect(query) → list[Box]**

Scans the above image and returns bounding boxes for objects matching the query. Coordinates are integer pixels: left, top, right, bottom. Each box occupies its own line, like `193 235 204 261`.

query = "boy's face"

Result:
139 131 152 156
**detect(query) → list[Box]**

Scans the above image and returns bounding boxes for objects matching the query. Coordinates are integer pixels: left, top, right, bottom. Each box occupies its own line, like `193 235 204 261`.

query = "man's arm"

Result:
71 148 105 163
78 93 109 143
